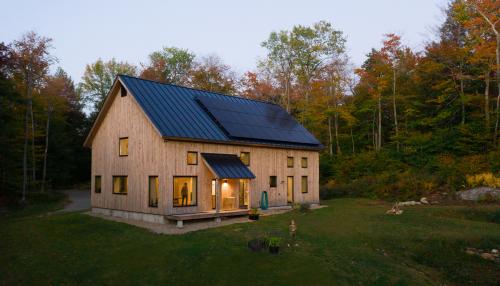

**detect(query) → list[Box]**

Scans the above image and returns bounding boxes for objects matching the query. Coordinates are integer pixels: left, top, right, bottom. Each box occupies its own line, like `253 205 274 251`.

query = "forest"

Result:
0 0 499 202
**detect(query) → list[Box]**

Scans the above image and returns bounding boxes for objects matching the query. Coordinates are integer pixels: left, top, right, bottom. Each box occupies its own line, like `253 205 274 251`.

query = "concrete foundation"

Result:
92 208 165 224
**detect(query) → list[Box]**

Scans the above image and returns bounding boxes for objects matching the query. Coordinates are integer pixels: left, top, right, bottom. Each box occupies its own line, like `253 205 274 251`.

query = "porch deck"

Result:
166 209 249 228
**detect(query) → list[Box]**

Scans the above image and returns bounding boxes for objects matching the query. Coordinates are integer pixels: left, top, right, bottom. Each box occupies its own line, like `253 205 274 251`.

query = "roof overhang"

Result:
201 153 255 179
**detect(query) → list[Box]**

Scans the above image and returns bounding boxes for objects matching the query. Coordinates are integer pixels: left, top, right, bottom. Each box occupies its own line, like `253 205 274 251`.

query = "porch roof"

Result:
201 153 255 179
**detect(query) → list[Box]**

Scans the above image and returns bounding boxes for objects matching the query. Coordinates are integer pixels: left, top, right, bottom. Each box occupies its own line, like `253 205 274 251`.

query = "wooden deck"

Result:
165 209 249 222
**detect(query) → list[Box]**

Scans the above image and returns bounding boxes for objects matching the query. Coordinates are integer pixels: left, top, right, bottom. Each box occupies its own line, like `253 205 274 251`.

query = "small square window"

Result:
287 157 294 168
120 86 127 97
94 176 101 193
119 138 128 156
240 152 250 166
301 157 308 168
113 176 128 194
187 151 198 165
301 176 308 193
269 176 277 188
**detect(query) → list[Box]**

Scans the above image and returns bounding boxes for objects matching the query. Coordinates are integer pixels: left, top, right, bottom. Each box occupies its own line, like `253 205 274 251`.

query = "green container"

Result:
260 191 268 210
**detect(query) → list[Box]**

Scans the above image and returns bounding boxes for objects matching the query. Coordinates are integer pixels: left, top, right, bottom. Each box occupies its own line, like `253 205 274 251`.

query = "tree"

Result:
189 55 236 94
9 32 55 201
464 0 500 145
141 47 195 85
80 58 137 117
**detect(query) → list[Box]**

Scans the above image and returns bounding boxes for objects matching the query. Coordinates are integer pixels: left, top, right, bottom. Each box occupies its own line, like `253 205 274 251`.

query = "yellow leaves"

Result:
466 172 500 188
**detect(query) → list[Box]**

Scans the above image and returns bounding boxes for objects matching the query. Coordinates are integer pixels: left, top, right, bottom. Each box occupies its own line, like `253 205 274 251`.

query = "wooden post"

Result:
215 179 221 214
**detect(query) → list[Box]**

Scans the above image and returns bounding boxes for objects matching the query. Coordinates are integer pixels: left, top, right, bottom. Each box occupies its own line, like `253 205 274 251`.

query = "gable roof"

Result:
84 75 323 150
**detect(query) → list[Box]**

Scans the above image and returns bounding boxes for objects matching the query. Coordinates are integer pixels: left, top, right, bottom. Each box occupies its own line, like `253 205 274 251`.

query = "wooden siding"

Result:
91 84 320 216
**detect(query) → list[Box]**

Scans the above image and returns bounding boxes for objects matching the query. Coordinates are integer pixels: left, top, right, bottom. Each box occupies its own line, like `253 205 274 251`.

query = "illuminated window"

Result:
113 176 128 194
173 177 197 207
94 176 101 193
240 152 250 166
287 157 294 168
269 176 277 188
119 137 128 156
187 151 198 165
301 157 308 168
149 176 158 207
301 176 308 193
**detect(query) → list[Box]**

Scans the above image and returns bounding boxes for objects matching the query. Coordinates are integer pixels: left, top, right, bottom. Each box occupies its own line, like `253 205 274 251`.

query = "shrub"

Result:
466 173 500 188
299 203 311 212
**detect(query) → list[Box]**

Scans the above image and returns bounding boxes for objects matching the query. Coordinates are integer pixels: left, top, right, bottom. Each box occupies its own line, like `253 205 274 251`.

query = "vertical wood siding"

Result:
91 86 320 216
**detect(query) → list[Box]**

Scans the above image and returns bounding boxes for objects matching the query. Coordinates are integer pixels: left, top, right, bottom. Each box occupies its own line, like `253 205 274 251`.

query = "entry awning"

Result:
201 153 256 179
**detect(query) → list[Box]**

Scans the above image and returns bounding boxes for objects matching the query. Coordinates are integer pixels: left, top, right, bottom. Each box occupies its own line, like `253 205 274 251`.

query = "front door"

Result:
287 176 294 204
239 179 249 208
211 179 216 209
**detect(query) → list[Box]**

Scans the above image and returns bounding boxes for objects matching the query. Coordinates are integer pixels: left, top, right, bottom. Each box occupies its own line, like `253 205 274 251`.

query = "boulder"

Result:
456 187 500 201
420 197 429 204
480 252 495 261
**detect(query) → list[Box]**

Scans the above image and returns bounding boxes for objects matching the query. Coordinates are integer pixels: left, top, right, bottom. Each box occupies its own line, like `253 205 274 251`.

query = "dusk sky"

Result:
1 0 449 83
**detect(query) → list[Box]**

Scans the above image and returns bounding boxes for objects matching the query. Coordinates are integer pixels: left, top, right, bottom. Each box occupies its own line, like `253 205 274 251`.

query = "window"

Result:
173 177 197 207
94 176 101 193
269 176 277 188
149 176 159 207
119 137 128 156
287 157 294 168
187 151 198 165
240 152 250 166
301 157 308 168
113 176 128 194
120 86 127 97
301 176 308 193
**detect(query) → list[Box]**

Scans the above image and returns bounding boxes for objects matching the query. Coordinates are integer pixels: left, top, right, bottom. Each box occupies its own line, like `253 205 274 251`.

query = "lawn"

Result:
0 198 499 286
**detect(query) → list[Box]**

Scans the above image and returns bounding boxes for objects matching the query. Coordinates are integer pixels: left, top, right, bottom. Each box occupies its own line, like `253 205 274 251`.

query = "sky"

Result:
1 0 450 83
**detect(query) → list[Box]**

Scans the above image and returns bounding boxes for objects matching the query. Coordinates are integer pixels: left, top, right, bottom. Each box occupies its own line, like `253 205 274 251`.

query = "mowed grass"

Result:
0 199 499 286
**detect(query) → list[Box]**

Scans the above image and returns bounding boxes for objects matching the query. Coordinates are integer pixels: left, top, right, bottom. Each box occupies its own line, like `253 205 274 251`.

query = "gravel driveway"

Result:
57 189 90 213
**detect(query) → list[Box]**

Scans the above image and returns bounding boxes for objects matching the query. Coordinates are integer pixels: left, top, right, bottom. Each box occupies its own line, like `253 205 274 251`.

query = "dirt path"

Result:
56 189 90 213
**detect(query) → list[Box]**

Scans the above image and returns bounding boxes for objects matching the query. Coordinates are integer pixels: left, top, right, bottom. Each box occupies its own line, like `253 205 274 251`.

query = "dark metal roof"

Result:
118 75 322 150
201 153 255 179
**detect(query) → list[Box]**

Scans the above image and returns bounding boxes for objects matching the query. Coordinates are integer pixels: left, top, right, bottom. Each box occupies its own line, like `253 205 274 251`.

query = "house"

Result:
83 75 322 226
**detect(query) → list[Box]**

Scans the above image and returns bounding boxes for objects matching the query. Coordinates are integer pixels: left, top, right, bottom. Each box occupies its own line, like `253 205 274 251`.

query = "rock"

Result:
420 197 429 204
480 252 496 261
456 187 500 201
465 249 476 255
397 201 421 206
491 249 498 255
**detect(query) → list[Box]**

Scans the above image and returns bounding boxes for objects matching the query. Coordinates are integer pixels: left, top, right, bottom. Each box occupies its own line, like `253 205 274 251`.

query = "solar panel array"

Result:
196 96 321 145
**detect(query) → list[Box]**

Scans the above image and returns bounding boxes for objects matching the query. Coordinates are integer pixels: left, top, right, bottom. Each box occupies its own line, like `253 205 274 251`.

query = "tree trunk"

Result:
30 99 36 189
460 76 465 125
350 127 355 154
372 109 377 150
392 69 399 152
327 116 333 155
484 71 490 130
41 109 51 193
377 94 382 151
334 112 341 155
22 97 29 202
494 33 500 146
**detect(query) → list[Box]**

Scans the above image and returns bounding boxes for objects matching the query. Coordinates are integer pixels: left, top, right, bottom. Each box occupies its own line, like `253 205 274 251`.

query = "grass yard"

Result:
0 198 499 286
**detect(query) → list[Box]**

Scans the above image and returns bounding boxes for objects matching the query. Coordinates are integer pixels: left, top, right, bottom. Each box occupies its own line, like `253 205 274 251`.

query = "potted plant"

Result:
267 236 282 254
248 208 260 220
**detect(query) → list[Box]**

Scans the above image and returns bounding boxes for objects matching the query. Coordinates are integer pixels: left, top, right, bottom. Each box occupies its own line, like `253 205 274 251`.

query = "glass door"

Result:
239 179 249 208
287 176 294 204
211 179 216 209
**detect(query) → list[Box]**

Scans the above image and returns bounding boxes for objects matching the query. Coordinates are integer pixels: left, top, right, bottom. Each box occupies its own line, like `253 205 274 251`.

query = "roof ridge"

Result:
117 74 279 106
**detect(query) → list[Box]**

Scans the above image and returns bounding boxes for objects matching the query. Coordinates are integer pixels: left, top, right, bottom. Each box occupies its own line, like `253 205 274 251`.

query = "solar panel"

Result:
196 96 321 145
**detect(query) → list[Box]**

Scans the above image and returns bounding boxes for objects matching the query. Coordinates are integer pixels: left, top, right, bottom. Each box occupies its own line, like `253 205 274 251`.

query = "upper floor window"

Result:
301 157 308 168
240 152 250 166
187 151 198 165
287 157 294 168
269 176 277 188
94 176 101 193
113 176 128 194
119 137 128 156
